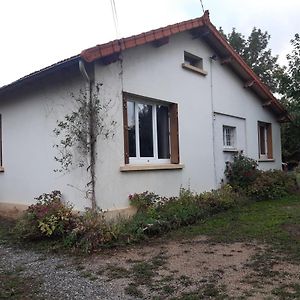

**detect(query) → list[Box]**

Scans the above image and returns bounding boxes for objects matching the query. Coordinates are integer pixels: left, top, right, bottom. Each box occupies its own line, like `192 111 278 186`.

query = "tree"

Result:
279 34 300 164
220 27 284 93
53 83 116 210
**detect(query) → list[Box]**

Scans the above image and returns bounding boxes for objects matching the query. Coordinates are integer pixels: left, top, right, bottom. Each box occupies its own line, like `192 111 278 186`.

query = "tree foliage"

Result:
220 27 284 92
279 34 300 163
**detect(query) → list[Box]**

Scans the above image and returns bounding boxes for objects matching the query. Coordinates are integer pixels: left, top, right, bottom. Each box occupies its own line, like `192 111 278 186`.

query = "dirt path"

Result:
1 236 300 299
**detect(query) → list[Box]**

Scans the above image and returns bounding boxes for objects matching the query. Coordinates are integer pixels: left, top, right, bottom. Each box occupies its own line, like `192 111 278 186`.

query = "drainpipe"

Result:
209 56 218 188
79 60 97 210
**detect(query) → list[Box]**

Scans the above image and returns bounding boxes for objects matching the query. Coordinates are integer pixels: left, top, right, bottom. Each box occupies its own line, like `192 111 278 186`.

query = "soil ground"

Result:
1 235 300 299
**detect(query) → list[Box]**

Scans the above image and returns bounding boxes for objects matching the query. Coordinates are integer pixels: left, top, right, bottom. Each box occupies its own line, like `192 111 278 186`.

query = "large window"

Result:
123 94 179 164
258 122 273 159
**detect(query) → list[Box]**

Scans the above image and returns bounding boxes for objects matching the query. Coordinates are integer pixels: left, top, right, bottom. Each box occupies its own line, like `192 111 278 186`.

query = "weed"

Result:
179 275 193 287
105 264 130 280
272 283 300 299
75 265 85 271
162 284 175 295
124 283 144 298
173 282 228 299
80 270 97 281
0 271 42 299
131 261 155 285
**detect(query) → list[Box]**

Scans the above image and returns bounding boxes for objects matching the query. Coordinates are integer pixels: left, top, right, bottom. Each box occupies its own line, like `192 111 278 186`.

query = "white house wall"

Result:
93 31 282 210
0 73 91 211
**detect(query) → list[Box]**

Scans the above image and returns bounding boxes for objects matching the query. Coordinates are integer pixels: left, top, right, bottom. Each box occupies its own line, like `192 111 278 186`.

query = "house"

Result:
0 11 290 217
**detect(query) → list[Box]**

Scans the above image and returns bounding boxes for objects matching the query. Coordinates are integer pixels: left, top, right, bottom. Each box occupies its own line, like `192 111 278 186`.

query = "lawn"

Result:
172 194 300 261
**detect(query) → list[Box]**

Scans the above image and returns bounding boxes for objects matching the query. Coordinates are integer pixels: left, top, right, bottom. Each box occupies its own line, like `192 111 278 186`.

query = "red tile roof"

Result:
81 13 208 62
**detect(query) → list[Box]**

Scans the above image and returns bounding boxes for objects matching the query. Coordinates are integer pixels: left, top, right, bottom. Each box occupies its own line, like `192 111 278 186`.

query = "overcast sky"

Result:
1 0 299 87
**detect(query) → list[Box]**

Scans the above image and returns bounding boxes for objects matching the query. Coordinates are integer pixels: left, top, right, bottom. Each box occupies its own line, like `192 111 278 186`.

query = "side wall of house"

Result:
211 61 282 183
0 71 91 213
93 31 282 211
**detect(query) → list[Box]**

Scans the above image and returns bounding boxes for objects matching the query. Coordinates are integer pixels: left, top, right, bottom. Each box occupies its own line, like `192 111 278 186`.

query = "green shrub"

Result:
200 184 239 212
129 191 160 212
225 153 259 190
65 209 120 253
15 191 73 240
247 170 297 201
123 186 240 242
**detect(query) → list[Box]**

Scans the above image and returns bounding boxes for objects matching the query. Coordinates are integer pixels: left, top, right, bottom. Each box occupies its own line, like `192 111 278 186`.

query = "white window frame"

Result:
223 125 236 149
128 99 170 165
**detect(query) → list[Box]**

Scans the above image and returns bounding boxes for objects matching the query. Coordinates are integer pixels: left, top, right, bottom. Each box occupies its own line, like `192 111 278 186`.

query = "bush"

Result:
65 209 120 253
129 191 161 212
125 185 240 241
15 191 73 240
225 153 259 190
247 170 297 201
200 184 240 211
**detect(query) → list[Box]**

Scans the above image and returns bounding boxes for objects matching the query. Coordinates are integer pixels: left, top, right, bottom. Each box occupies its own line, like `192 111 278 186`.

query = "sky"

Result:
1 0 299 87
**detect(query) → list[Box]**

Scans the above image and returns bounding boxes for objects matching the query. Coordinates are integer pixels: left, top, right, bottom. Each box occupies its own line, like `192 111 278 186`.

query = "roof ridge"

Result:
81 13 208 62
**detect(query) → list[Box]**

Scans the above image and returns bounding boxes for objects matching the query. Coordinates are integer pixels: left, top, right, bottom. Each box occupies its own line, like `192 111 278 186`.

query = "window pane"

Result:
139 104 153 157
157 105 170 159
127 101 136 157
223 126 235 147
259 125 266 154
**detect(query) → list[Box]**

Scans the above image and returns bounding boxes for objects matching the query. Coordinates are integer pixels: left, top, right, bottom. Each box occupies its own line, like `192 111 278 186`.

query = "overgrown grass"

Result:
171 194 300 260
0 269 42 299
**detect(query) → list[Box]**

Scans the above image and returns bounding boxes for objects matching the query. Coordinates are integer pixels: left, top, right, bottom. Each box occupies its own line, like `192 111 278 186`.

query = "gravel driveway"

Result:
1 237 300 299
0 244 138 300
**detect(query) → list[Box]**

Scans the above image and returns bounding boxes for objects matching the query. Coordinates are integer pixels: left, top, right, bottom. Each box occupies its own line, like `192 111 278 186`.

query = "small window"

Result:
123 94 179 165
184 51 203 69
182 51 207 76
258 122 273 159
223 126 236 148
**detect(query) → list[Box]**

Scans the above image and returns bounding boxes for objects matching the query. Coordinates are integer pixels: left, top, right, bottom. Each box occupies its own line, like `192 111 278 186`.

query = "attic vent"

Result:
182 51 207 76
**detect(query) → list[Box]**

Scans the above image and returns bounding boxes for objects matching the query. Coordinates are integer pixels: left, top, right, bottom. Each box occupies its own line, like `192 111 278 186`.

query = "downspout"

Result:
209 56 218 188
79 60 97 210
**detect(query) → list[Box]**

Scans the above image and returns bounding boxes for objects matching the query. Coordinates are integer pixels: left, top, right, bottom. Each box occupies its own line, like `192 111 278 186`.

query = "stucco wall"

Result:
92 31 282 210
0 71 90 211
0 30 282 211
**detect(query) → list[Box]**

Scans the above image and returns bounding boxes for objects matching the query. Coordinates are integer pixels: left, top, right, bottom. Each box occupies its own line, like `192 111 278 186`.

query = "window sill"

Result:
120 164 184 172
0 166 4 172
181 63 207 76
223 148 238 153
258 158 275 162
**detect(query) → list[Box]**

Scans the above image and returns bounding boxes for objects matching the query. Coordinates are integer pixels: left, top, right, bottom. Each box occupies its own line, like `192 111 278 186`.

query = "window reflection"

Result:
138 104 153 157
157 105 170 158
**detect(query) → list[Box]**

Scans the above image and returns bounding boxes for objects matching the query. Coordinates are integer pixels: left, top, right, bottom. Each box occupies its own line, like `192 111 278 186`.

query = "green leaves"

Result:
222 27 284 93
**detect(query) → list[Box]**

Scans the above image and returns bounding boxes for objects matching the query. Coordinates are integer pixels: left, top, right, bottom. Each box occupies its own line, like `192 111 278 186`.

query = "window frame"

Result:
258 121 273 160
223 125 236 149
182 51 207 76
123 93 180 165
